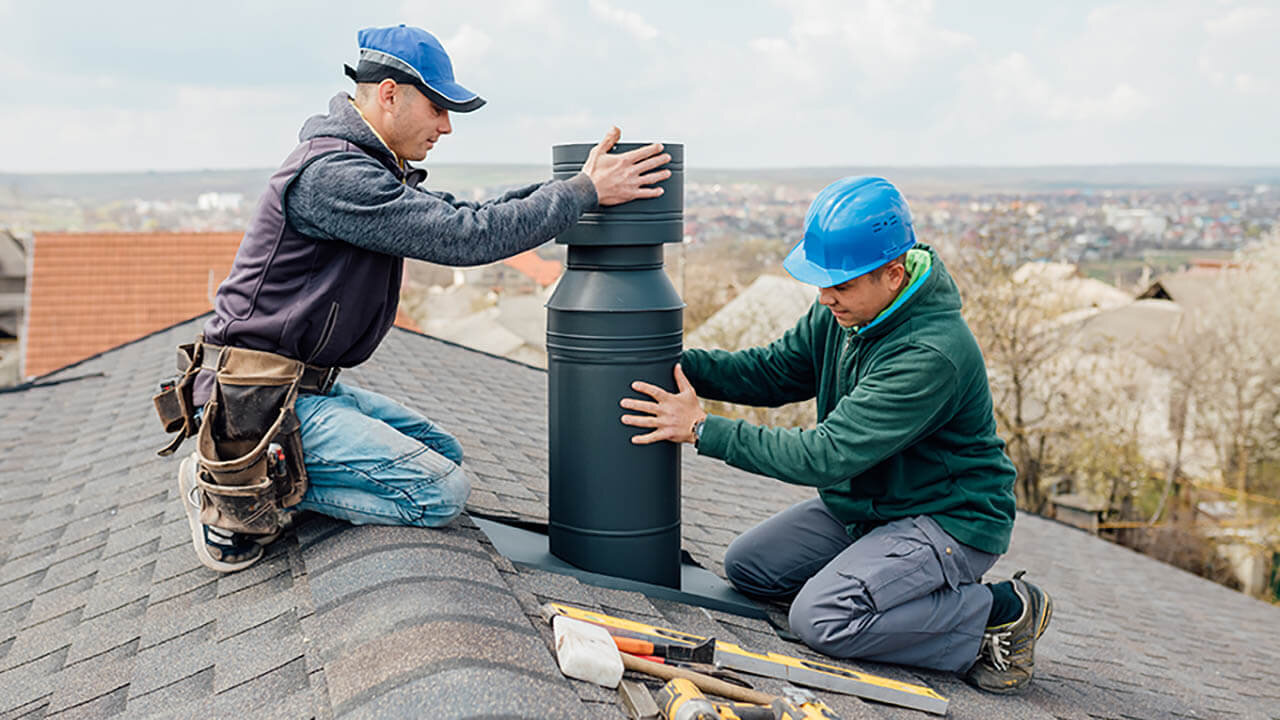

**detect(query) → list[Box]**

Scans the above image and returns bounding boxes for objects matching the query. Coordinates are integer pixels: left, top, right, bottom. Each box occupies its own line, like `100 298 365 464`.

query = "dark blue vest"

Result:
196 137 411 404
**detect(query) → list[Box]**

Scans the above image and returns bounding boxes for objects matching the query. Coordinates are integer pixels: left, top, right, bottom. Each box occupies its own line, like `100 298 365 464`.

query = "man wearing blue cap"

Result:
163 25 669 575
621 177 1052 694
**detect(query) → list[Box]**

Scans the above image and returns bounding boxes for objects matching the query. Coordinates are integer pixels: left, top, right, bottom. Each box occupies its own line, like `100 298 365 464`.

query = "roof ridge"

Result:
15 311 214 387
10 312 547 393
31 231 243 239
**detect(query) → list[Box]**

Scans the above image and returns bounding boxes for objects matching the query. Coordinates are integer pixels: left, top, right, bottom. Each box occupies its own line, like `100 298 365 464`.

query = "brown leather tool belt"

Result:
153 337 322 536
199 342 340 395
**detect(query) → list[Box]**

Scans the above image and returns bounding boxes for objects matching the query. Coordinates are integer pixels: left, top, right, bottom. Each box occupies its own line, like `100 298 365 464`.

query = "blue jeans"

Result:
291 382 471 527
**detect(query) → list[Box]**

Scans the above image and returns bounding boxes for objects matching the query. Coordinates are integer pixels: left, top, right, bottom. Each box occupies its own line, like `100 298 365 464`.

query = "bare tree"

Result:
1148 343 1205 525
685 277 817 431
1177 236 1280 516
948 217 1168 516
950 226 1085 512
681 238 788 333
1054 352 1159 520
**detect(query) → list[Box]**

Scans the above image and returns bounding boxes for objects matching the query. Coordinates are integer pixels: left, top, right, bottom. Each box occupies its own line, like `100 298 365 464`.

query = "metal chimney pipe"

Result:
546 142 685 588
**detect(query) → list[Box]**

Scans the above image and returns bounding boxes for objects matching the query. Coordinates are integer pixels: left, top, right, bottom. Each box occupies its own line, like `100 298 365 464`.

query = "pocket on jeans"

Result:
837 540 945 613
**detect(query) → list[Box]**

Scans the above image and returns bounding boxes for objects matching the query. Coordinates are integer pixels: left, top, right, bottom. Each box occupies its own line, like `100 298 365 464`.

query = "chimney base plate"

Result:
473 515 766 621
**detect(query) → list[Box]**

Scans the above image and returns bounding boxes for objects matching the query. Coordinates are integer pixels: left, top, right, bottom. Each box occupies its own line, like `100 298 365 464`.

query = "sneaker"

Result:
964 570 1054 694
178 452 278 573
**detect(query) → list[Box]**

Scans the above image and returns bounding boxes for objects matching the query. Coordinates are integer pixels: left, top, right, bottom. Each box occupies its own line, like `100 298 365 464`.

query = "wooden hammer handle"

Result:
621 653 776 706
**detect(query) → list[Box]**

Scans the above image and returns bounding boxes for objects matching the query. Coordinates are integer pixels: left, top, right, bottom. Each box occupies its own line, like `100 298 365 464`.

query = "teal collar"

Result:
855 248 932 335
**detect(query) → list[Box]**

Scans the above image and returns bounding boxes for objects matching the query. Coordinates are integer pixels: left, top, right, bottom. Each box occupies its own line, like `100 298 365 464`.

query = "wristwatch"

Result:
692 418 706 447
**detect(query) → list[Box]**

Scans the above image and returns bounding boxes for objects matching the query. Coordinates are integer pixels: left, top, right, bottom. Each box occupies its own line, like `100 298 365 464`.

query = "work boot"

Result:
964 571 1053 694
178 452 278 573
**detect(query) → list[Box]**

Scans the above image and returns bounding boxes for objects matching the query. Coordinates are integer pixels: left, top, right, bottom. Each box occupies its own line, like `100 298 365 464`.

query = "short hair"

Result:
353 82 380 104
870 252 909 281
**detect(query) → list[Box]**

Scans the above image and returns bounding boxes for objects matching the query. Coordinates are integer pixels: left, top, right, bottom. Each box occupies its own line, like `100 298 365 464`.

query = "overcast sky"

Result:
2 0 1277 172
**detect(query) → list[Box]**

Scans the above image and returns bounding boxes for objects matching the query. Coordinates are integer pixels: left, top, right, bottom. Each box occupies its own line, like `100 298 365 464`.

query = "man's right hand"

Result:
581 127 671 206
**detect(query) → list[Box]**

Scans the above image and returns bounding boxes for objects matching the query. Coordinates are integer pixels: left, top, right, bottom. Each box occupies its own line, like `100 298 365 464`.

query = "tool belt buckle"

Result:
318 366 339 394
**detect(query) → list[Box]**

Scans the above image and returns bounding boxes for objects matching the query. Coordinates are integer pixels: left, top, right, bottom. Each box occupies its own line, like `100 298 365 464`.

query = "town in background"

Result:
2 162 1277 604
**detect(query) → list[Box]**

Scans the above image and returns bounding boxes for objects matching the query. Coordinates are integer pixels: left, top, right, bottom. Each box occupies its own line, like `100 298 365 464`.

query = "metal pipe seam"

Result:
549 519 682 538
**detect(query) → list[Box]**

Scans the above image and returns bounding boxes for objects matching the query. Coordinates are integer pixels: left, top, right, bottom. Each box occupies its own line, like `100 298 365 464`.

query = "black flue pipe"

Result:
546 142 685 588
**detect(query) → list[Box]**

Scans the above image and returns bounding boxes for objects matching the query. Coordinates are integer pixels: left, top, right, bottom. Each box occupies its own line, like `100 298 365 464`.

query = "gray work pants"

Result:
723 498 998 673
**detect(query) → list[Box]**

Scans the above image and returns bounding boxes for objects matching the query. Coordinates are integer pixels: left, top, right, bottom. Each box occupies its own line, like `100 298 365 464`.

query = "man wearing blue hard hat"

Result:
155 25 668 576
622 177 1051 694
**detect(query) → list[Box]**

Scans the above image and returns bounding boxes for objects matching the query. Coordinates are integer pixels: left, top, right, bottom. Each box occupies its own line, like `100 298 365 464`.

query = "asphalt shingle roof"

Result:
2 316 1278 719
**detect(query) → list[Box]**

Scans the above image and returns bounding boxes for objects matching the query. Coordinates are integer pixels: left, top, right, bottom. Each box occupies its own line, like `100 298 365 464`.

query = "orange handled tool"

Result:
614 636 659 657
612 635 717 663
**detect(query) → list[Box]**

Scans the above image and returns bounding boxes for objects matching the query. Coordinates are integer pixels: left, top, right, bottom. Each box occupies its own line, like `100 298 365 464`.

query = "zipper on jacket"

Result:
837 328 858 397
306 302 340 364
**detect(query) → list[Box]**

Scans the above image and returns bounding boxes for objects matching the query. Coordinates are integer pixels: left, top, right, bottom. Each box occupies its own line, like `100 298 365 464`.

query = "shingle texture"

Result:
1 316 1278 719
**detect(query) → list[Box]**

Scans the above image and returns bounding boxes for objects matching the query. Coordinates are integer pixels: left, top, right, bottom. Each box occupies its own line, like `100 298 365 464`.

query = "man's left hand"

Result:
620 364 707 445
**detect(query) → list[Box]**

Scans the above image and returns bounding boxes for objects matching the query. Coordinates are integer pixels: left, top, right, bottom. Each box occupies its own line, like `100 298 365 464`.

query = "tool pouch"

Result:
192 346 309 536
153 342 204 457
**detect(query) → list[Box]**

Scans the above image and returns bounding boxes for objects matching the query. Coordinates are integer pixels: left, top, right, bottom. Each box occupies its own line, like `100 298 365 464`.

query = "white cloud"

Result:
1 0 1277 170
1231 73 1265 94
398 0 561 42
444 24 494 67
1200 4 1277 94
489 0 553 24
748 36 822 89
0 85 310 172
983 51 1151 123
749 0 974 91
588 0 659 41
513 110 598 137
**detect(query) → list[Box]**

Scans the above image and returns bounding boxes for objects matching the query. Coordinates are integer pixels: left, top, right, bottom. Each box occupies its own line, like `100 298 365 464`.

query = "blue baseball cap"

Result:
344 24 486 113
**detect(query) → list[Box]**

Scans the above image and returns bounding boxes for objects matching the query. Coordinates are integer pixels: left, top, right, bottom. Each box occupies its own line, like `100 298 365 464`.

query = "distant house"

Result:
399 250 565 368
686 274 815 351
0 230 25 339
1012 261 1132 312
405 252 565 294
1137 267 1224 310
501 250 562 289
21 232 419 380
1050 493 1109 534
0 230 27 386
1075 298 1184 365
1041 265 1228 499
684 274 818 429
195 192 244 213
456 249 563 295
412 286 554 368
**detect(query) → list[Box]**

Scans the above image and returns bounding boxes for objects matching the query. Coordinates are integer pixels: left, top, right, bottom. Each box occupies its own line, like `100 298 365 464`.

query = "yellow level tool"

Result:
544 602 948 716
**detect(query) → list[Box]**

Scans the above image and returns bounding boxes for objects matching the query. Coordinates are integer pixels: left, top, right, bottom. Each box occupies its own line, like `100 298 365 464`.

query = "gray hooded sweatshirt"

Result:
198 93 596 402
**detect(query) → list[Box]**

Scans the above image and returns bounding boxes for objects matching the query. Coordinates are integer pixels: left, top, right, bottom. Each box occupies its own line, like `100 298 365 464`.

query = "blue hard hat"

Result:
344 25 486 113
783 176 916 287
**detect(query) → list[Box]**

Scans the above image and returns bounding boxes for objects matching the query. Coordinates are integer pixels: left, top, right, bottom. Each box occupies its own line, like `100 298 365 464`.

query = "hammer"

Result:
553 615 776 705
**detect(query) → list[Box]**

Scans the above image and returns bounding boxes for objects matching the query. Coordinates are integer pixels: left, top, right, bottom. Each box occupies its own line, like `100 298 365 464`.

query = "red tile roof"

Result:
25 232 419 378
501 250 562 288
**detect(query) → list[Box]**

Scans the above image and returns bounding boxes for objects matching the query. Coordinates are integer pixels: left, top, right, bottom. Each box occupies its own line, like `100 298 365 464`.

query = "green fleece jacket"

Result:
683 245 1017 555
